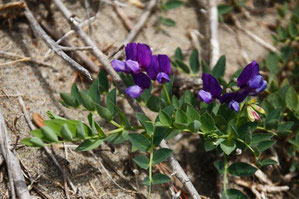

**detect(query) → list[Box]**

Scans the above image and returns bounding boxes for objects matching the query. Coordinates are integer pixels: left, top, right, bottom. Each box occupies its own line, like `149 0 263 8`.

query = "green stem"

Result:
110 120 121 128
148 149 154 199
236 138 256 158
162 84 171 105
106 128 123 136
256 126 278 136
223 154 228 196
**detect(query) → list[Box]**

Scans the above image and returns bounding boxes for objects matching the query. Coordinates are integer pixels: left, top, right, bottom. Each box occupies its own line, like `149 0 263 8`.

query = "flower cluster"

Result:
112 43 171 98
198 61 267 112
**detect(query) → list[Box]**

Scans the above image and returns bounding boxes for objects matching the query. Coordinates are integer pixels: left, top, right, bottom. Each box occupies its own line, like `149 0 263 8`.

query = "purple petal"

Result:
132 72 151 89
125 60 141 74
229 101 239 112
202 73 222 99
198 90 213 104
156 72 170 84
220 90 249 104
157 54 171 75
255 80 267 94
237 61 260 88
137 43 152 69
112 60 130 73
146 55 158 80
125 43 137 61
248 75 263 89
126 85 143 98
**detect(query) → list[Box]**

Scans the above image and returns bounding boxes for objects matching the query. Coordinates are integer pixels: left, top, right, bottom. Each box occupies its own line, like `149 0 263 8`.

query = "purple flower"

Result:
219 90 249 112
112 43 152 74
237 61 267 95
146 55 171 84
198 73 222 104
126 72 151 98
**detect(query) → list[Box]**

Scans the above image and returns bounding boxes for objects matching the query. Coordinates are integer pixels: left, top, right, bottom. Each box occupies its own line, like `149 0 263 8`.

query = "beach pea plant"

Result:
22 42 278 198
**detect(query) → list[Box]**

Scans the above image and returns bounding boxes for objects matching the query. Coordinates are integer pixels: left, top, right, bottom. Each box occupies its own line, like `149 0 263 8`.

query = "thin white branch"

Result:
208 0 220 67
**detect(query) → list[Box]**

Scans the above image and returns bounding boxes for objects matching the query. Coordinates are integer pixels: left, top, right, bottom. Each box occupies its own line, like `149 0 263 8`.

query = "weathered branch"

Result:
23 4 93 80
0 108 31 199
208 0 220 67
51 0 201 198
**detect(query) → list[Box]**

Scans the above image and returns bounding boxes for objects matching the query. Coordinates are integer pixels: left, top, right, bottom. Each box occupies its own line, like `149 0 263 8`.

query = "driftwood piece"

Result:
23 3 93 80
0 108 31 199
51 0 201 198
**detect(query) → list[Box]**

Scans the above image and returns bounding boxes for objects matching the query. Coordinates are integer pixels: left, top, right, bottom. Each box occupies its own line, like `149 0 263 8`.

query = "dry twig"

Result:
208 0 220 67
112 3 133 31
0 108 31 199
22 3 92 80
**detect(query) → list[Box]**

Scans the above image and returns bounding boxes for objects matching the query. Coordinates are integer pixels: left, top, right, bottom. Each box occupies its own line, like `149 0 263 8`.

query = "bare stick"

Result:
51 0 201 198
17 96 78 193
59 46 94 51
39 19 99 73
0 50 53 67
22 3 92 80
232 16 278 53
112 3 133 31
208 0 219 67
112 0 157 59
0 108 31 199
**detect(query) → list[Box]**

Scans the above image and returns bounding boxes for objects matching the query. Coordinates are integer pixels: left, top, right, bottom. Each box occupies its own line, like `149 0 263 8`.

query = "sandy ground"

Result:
0 0 283 198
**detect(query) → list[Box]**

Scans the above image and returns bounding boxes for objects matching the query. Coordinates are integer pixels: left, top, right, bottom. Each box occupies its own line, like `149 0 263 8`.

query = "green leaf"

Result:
134 155 149 169
182 90 195 106
250 133 273 146
136 112 154 135
95 104 113 121
146 95 164 112
60 124 73 141
277 26 288 41
267 93 286 111
220 139 236 155
76 138 104 151
106 88 117 116
204 140 216 152
142 176 150 186
186 105 200 124
175 109 188 125
87 113 106 137
288 22 298 38
286 86 298 111
71 83 81 105
41 126 58 142
212 55 226 78
277 122 294 135
115 106 131 130
159 110 172 126
257 140 276 153
261 159 278 167
175 59 190 73
266 52 279 74
29 137 44 147
164 129 180 141
226 189 248 199
200 112 216 133
201 59 210 73
79 91 95 111
153 127 168 146
88 78 101 104
153 148 173 165
128 133 151 152
105 131 128 144
161 76 174 104
228 162 257 176
187 120 201 132
163 0 183 10
76 120 86 139
60 92 79 107
214 160 225 175
160 17 176 27
217 4 233 16
174 47 183 61
98 70 109 92
152 173 171 185
189 49 199 73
